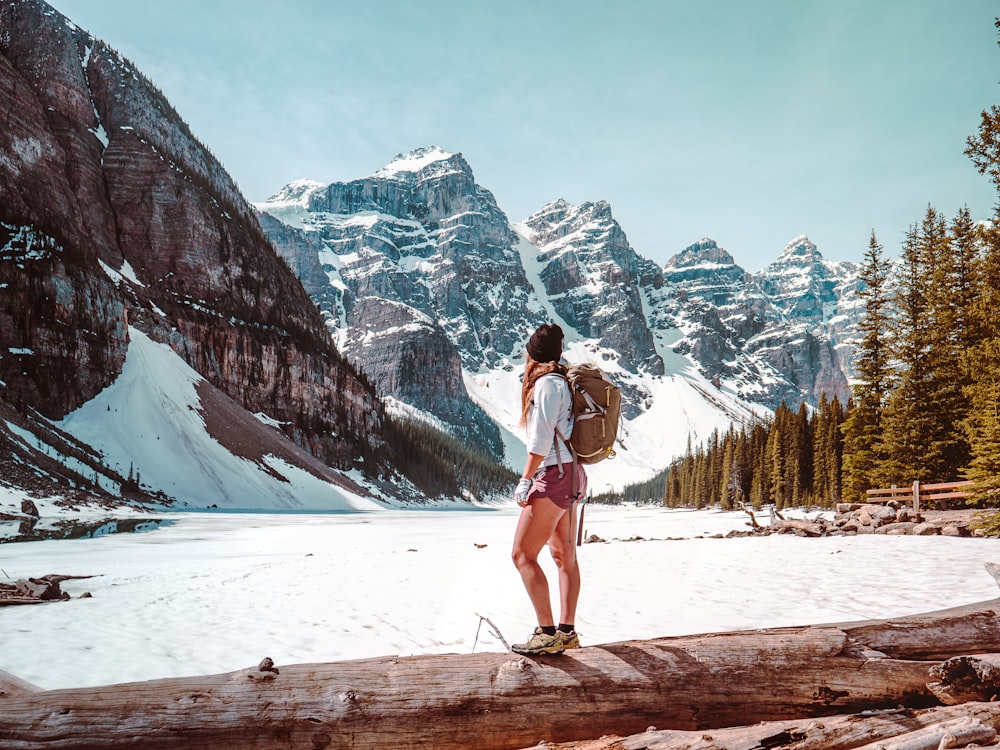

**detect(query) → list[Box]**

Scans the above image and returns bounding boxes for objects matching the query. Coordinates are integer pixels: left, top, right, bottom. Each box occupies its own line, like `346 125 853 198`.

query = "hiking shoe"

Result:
512 627 564 655
557 630 581 649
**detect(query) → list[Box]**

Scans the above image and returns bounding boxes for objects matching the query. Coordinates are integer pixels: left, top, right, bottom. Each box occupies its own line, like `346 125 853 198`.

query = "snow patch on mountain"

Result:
510 229 574 333
374 146 454 178
262 178 325 207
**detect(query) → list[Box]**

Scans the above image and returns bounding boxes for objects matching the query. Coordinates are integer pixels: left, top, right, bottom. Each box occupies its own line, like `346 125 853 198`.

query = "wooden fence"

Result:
865 480 973 512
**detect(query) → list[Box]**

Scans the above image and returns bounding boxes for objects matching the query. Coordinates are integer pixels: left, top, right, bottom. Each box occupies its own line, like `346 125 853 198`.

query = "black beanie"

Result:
526 323 564 363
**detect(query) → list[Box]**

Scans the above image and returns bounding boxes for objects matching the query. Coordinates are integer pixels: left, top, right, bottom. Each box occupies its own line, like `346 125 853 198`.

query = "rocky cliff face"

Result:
0 0 395 502
753 236 862 391
518 199 665 378
256 148 548 456
277 148 540 369
0 1 127 417
748 236 857 403
659 236 855 407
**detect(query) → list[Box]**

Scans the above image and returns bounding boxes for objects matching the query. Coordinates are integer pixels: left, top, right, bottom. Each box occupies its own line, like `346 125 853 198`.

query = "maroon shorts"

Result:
526 462 587 510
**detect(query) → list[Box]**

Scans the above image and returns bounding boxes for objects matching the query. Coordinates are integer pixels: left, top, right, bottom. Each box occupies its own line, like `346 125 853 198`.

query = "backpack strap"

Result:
554 426 581 502
551 373 582 513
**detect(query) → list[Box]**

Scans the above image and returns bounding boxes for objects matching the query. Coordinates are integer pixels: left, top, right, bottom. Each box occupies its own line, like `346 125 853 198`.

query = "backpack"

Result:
558 364 622 465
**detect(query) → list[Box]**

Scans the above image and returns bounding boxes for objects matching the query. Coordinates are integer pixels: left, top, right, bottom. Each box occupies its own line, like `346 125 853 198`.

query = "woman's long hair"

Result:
519 357 567 428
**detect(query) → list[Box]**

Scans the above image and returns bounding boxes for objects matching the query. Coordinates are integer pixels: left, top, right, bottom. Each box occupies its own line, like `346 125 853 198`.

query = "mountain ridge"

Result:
258 145 860 490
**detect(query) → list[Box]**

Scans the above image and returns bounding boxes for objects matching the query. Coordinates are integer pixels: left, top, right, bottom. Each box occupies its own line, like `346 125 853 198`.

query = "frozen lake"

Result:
3 505 999 690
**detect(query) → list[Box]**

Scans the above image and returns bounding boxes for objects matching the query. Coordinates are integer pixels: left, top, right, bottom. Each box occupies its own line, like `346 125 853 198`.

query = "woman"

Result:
511 323 587 655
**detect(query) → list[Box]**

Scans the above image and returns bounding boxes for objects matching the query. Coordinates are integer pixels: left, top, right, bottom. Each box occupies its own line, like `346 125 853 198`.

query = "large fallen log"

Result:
533 701 1000 750
3 591 1000 750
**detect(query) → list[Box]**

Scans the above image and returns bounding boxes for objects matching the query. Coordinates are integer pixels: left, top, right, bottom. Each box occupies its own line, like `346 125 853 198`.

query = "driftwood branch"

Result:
0 574 95 607
770 517 826 536
474 612 511 652
738 502 761 529
850 716 996 750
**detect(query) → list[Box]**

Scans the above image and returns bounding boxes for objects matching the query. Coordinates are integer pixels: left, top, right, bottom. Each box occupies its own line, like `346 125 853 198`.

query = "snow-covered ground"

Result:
3 504 999 691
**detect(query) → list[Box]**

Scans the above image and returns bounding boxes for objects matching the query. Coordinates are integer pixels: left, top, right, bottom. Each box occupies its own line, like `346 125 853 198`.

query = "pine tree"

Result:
750 421 770 510
880 213 945 484
719 429 736 509
826 396 846 504
736 424 756 503
918 207 974 477
967 21 1000 196
766 402 793 509
962 221 1000 500
951 206 981 356
793 403 812 506
841 232 894 499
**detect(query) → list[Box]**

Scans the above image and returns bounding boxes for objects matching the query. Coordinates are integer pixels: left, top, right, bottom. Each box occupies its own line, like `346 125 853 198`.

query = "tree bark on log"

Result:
3 596 1000 750
533 702 1000 750
0 670 41 698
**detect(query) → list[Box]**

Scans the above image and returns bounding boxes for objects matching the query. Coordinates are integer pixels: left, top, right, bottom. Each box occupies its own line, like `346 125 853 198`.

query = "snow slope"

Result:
464 230 764 494
463 348 758 495
57 329 384 511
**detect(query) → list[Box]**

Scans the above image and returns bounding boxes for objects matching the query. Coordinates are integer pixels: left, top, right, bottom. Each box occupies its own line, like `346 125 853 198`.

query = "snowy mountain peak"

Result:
667 238 738 269
780 235 820 260
262 179 325 206
524 198 572 224
374 146 458 178
522 198 616 235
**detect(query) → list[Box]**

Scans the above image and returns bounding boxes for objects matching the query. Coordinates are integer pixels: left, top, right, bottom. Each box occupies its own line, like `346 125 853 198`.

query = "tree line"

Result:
839 208 981 499
384 416 517 502
594 396 846 509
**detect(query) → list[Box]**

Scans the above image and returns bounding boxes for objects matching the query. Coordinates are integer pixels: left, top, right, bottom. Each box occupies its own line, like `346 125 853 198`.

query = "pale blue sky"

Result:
50 0 1000 270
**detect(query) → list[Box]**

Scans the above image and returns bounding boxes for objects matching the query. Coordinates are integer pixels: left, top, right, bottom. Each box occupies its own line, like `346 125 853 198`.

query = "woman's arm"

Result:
525 377 564 457
521 452 545 480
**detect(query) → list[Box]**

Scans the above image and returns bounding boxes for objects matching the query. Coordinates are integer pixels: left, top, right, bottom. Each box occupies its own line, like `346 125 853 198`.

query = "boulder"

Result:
877 522 915 535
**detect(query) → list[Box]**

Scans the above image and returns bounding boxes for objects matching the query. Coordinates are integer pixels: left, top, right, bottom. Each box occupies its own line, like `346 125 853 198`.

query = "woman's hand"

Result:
514 477 532 506
516 454 545 506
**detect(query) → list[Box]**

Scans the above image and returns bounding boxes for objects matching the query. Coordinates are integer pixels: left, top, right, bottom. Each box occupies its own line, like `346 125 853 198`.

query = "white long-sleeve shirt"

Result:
525 374 574 467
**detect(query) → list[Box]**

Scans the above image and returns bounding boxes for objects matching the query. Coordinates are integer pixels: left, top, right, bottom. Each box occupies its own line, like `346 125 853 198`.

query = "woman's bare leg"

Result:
512 498 565 626
547 503 580 626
